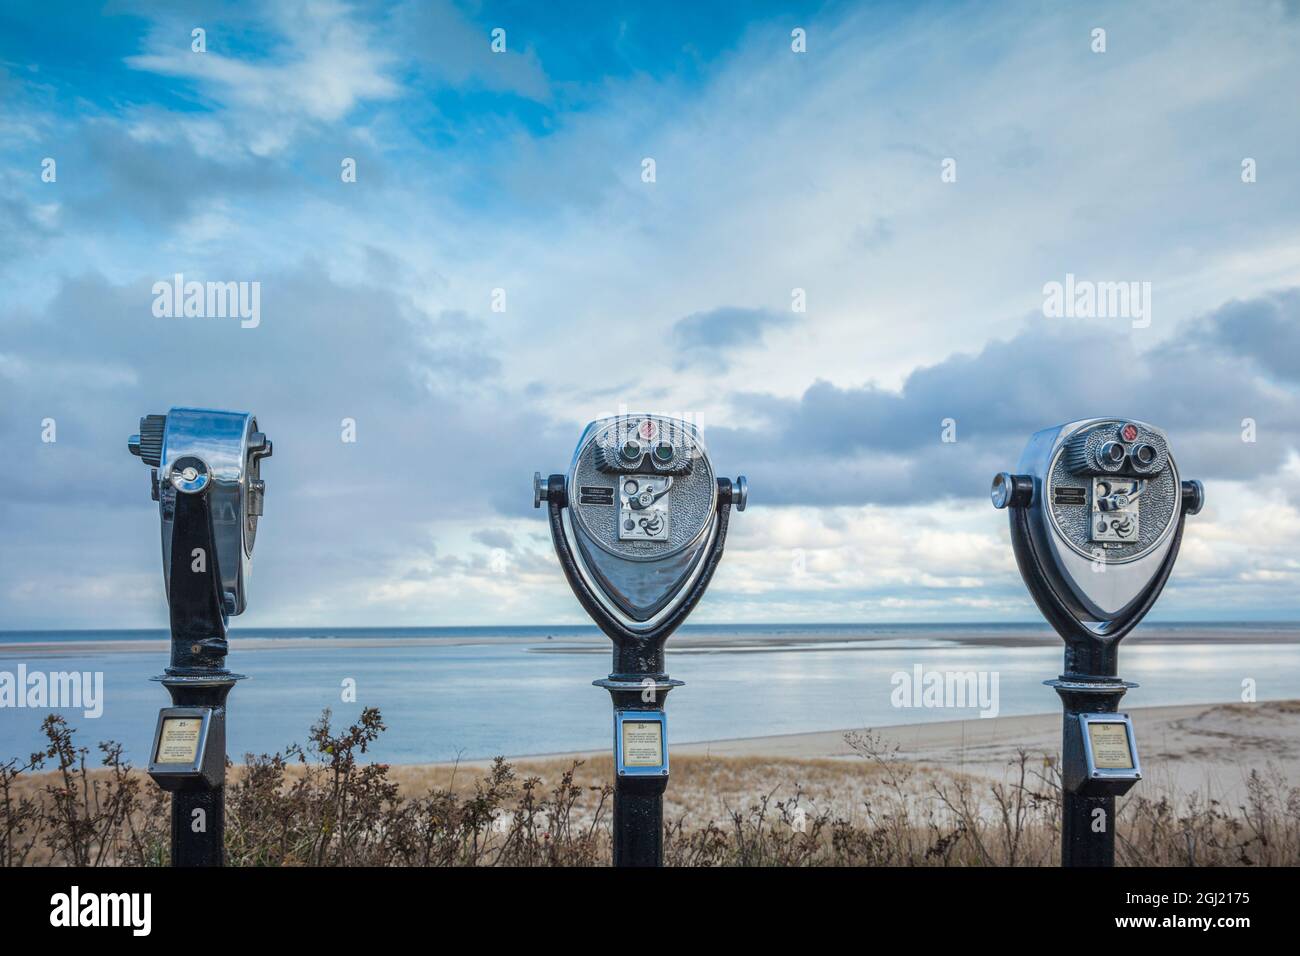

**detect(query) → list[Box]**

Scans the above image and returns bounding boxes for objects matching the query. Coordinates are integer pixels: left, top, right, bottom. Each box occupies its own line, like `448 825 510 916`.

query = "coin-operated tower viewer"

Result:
993 418 1203 867
128 408 272 867
535 415 747 867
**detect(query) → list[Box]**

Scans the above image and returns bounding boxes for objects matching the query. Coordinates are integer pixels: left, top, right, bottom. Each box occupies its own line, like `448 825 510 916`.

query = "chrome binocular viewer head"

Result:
993 418 1202 647
536 414 746 650
129 408 272 621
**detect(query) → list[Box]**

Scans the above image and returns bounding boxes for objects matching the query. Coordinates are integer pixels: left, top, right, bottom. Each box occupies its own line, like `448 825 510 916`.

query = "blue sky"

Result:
2 0 1299 629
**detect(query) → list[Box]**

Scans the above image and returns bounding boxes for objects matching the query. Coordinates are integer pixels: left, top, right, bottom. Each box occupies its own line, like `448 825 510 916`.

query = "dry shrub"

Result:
4 713 1297 867
1 715 167 866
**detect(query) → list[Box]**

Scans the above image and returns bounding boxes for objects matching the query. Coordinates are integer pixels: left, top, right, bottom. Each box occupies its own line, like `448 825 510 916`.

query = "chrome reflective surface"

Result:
566 415 719 626
564 507 719 631
1016 418 1179 620
568 415 717 561
156 408 267 616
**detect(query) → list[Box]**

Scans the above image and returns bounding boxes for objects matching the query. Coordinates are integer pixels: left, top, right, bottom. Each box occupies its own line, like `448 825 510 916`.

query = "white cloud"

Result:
3 0 1300 625
125 1 400 155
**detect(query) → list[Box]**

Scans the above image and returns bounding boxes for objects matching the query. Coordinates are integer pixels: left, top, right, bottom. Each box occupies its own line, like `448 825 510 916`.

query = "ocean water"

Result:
1 624 1297 765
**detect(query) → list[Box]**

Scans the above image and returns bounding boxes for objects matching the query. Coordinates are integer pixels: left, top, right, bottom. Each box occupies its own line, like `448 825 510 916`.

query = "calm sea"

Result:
1 623 1297 764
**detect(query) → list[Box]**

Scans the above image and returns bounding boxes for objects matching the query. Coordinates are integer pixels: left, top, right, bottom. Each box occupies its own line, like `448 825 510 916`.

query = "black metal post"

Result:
154 479 241 867
160 678 234 867
1049 636 1137 866
1048 677 1133 867
606 686 672 867
595 642 681 867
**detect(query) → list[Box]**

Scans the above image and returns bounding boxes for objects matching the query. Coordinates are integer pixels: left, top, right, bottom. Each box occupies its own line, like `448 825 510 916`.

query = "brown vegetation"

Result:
3 709 1296 866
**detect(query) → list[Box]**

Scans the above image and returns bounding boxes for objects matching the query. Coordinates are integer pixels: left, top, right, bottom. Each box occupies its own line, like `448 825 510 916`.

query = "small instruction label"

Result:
1087 721 1134 770
621 720 664 767
156 717 202 764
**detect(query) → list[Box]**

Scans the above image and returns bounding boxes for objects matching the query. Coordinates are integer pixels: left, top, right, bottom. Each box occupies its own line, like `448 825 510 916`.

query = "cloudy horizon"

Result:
2 1 1299 630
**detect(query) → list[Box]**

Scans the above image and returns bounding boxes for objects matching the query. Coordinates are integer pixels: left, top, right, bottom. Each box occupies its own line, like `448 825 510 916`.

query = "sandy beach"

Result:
383 699 1300 824
18 698 1296 812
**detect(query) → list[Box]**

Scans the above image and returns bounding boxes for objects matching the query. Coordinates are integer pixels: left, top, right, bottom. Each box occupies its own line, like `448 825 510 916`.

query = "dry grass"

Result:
4 709 1298 866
